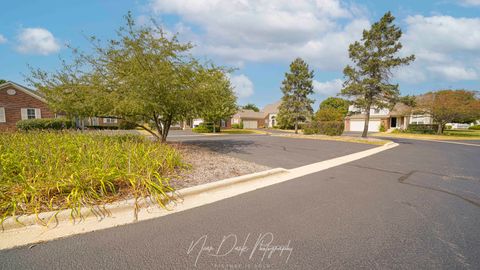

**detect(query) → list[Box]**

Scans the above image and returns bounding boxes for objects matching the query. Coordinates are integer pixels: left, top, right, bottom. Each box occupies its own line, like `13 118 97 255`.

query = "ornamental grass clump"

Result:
0 131 185 224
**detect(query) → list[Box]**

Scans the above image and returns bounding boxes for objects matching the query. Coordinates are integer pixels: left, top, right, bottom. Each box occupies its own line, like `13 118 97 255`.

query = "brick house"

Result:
0 81 57 131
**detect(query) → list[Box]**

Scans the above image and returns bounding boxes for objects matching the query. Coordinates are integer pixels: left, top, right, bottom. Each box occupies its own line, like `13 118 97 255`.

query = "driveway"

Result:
1 136 479 269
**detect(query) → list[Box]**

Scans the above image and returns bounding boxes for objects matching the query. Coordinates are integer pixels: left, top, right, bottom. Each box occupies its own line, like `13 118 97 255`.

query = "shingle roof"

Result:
263 101 281 114
233 109 267 119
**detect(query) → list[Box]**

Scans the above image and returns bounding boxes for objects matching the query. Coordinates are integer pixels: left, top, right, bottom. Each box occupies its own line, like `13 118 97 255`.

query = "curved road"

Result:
1 135 479 269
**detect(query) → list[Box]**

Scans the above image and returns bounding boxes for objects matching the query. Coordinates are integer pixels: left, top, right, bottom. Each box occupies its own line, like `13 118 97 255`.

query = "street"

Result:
1 135 479 269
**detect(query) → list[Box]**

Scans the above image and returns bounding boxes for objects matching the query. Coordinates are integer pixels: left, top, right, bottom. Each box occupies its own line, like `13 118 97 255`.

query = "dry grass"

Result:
372 132 480 141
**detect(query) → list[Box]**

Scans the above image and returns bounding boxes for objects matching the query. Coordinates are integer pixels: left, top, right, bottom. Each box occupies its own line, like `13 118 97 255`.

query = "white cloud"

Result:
230 74 254 98
0 34 7 44
150 0 368 71
398 15 480 82
313 79 343 96
458 0 480 6
428 65 478 81
16 28 60 55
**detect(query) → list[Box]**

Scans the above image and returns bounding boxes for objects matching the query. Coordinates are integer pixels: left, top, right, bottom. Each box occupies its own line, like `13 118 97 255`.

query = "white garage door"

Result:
243 120 258 129
350 120 380 132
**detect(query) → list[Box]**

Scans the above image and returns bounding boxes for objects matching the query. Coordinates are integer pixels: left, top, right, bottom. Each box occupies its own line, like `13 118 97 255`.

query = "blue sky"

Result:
1 0 479 109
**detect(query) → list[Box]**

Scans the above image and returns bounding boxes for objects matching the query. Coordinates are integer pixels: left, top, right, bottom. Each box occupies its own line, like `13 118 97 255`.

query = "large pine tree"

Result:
277 58 315 134
341 12 415 137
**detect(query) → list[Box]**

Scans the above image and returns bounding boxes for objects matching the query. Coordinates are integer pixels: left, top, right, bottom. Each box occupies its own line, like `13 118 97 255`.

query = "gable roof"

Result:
0 81 47 103
263 101 281 114
233 109 267 119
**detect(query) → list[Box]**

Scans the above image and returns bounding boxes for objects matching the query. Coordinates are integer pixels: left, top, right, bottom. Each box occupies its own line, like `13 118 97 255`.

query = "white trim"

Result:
0 107 5 123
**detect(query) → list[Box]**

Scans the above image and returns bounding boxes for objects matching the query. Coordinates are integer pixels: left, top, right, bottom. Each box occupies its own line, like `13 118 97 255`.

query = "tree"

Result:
341 12 415 137
29 13 227 142
197 68 238 133
318 97 350 117
242 103 259 112
416 90 480 134
277 58 315 134
0 79 6 84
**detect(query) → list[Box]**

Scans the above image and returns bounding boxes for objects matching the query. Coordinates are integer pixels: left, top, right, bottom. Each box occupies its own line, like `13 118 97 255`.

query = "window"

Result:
21 108 41 120
27 108 36 119
374 109 380 114
104 118 117 124
0 107 5 123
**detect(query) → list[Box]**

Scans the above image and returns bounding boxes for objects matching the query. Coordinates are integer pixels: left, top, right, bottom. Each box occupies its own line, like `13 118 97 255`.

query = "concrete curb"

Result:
1 168 288 232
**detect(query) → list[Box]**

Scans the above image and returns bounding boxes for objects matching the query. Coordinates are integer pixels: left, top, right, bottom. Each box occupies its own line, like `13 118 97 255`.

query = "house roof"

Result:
0 81 46 103
263 101 281 114
233 109 267 119
346 114 388 120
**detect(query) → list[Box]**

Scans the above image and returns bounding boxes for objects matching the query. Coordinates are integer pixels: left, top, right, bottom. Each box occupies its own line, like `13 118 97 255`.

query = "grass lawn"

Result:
373 130 480 140
220 129 267 135
0 131 185 222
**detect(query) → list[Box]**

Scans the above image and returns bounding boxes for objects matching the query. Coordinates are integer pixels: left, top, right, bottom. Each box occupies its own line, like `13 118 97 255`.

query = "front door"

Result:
391 117 397 128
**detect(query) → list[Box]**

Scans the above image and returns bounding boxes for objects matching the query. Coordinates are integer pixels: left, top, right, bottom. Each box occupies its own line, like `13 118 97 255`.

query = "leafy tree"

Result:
277 58 315 134
416 90 480 134
29 13 229 142
341 12 415 137
315 108 344 122
197 68 238 133
318 97 350 117
0 79 6 84
242 103 259 112
398 95 416 107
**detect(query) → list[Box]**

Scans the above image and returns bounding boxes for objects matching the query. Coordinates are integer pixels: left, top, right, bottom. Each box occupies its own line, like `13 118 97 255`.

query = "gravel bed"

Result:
170 144 271 189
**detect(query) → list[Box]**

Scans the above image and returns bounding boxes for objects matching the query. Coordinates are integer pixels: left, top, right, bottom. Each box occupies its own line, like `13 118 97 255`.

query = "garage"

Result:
349 119 381 132
242 120 258 129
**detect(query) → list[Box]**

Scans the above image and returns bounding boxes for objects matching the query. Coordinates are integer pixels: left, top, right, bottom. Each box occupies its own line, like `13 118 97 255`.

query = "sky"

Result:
1 0 479 109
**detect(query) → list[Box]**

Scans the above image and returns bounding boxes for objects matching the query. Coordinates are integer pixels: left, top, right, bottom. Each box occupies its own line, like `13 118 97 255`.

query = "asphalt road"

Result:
1 136 479 269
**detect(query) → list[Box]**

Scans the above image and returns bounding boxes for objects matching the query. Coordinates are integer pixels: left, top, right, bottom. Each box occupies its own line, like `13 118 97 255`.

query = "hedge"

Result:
406 124 439 134
303 121 344 136
192 122 221 133
16 118 74 131
469 125 480 130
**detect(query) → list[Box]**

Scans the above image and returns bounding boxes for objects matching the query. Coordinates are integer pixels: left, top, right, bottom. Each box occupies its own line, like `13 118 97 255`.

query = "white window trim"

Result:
21 108 41 120
0 107 5 123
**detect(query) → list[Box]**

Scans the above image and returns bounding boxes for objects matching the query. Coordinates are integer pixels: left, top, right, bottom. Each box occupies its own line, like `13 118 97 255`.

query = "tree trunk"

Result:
362 104 371 138
213 121 216 133
294 117 298 134
161 118 172 143
437 122 444 134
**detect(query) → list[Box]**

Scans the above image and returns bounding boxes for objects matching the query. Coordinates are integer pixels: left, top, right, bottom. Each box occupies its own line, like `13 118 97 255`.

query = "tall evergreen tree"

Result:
277 58 315 134
341 12 415 137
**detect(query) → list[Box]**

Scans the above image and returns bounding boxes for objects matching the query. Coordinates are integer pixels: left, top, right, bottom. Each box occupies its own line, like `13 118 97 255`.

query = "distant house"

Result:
263 101 281 128
230 109 268 129
0 81 57 131
344 96 432 132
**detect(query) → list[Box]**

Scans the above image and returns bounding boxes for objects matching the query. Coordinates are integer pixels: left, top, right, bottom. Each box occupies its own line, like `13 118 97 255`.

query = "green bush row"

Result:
16 118 74 131
303 121 345 136
192 122 221 133
406 124 439 134
469 125 480 130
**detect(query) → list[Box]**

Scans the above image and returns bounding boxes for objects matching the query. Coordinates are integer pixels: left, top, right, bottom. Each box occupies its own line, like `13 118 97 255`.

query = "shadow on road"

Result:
179 139 257 154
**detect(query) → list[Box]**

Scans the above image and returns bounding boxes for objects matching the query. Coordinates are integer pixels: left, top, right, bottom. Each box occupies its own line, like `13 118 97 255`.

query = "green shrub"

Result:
0 131 185 222
303 121 344 136
118 120 137 130
16 118 74 131
315 108 344 121
192 122 221 133
379 123 386 132
469 125 480 130
445 125 452 130
231 123 243 129
406 124 439 134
